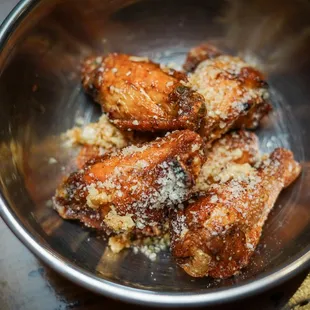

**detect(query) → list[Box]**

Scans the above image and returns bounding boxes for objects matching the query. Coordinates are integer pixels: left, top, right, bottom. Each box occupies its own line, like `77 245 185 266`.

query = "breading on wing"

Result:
53 130 204 236
170 148 301 278
195 130 259 192
81 53 205 132
185 43 270 144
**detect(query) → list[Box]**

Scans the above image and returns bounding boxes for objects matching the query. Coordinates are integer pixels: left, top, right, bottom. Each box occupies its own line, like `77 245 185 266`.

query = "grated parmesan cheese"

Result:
104 206 135 233
129 56 149 62
62 114 128 149
108 234 131 253
188 55 269 133
48 157 58 164
86 184 112 209
131 233 170 261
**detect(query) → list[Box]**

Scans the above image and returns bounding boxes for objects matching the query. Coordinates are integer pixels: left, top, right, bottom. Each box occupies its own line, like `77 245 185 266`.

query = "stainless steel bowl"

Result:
1 0 310 306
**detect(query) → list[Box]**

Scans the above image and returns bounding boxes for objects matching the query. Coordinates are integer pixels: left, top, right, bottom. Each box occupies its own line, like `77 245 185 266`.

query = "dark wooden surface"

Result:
0 1 310 309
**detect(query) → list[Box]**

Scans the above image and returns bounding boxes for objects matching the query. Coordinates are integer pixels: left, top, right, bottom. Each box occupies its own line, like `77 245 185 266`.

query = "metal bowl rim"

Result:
0 0 310 306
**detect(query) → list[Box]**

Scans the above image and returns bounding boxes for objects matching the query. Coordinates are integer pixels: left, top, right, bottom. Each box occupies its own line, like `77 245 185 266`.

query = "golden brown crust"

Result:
76 145 103 169
183 43 223 72
53 130 204 236
81 53 205 132
170 148 301 278
233 101 272 129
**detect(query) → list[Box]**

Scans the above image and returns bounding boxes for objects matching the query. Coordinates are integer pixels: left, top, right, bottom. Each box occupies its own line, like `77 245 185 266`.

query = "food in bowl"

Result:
52 43 301 279
81 53 205 131
171 146 300 278
54 130 204 235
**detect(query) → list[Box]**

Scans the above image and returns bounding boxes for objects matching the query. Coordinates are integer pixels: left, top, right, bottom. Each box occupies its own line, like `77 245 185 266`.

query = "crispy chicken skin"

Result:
170 148 301 278
53 130 204 236
195 130 259 192
233 100 272 129
183 43 223 73
81 53 205 132
185 44 270 143
76 145 103 169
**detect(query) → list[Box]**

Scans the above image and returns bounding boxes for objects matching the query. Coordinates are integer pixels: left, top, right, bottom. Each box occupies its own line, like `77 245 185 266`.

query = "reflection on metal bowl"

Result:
0 0 310 306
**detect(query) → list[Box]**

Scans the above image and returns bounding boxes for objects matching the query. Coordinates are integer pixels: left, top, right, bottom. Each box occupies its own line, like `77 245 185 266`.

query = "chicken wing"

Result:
183 43 223 72
185 44 270 144
53 130 204 236
81 53 205 132
195 130 259 192
170 148 301 278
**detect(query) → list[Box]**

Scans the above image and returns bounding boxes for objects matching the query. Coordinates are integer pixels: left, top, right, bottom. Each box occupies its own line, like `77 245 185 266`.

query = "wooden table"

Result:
0 1 310 309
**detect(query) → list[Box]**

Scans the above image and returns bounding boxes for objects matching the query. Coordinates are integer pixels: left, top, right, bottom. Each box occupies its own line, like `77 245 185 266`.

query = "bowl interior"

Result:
1 0 310 298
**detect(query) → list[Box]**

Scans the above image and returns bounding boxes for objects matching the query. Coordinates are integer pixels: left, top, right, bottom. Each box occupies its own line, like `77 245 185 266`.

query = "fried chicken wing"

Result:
170 148 301 278
53 130 204 236
81 53 205 132
183 43 223 72
185 44 270 143
195 130 259 192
